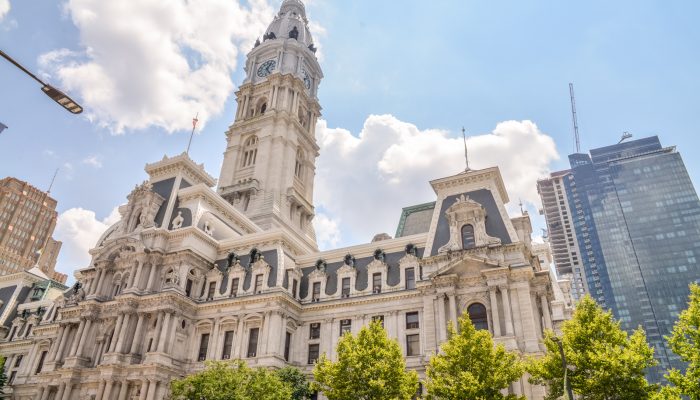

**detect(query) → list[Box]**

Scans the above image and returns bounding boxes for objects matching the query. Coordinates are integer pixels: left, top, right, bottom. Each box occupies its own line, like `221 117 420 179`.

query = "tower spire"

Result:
462 127 470 171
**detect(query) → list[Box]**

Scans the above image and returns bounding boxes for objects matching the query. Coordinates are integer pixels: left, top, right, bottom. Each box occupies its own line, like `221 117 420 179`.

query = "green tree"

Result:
0 356 6 393
666 283 700 399
276 366 313 400
527 295 658 400
313 320 419 400
425 314 525 400
170 360 292 400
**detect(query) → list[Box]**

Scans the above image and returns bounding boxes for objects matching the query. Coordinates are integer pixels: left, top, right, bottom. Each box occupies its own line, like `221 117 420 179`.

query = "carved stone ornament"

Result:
438 194 501 253
171 211 184 230
251 257 271 275
120 181 166 233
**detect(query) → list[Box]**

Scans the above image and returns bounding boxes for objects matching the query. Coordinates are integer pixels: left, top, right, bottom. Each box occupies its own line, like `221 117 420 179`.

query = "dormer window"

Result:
461 224 476 249
241 136 259 168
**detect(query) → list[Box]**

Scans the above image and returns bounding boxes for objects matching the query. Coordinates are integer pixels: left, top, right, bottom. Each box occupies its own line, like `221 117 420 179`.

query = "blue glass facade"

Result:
566 136 700 381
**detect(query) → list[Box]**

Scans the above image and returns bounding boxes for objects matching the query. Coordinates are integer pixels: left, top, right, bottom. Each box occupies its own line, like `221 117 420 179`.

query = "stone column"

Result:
55 382 65 400
267 312 282 356
54 324 72 362
95 269 107 297
146 380 158 400
61 383 73 400
156 312 172 353
109 314 125 353
208 317 220 359
68 320 86 357
91 269 103 295
500 286 514 336
76 318 93 357
489 287 501 337
95 380 106 400
145 264 158 292
324 318 334 357
260 312 271 355
448 293 458 330
35 386 45 400
130 313 146 354
436 294 447 343
115 313 132 353
39 385 50 400
134 262 145 290
541 295 553 331
117 381 130 400
127 262 139 288
138 380 148 400
102 380 114 400
48 325 66 361
233 318 244 359
150 312 163 352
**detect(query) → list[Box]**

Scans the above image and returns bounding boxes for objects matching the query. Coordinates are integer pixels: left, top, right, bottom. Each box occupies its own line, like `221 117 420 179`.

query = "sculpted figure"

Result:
171 211 184 230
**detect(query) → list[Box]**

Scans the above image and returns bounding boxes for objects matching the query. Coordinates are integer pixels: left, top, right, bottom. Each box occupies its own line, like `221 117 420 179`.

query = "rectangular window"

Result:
405 268 415 290
312 282 321 301
342 277 351 297
207 282 216 299
14 355 22 368
231 278 240 296
247 328 259 358
406 334 420 356
8 371 16 385
340 319 352 335
185 279 193 297
292 279 298 298
35 351 47 374
310 323 321 339
406 312 419 330
308 343 320 364
373 273 382 293
222 331 234 360
198 334 210 361
254 274 263 293
284 332 292 361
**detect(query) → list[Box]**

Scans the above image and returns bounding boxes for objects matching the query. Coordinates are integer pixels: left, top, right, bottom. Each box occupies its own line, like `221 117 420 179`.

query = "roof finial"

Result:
519 198 524 215
186 112 199 155
462 127 470 172
47 168 59 194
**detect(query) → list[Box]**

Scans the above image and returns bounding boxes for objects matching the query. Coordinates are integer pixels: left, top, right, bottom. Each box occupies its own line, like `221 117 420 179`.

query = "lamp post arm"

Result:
0 49 47 86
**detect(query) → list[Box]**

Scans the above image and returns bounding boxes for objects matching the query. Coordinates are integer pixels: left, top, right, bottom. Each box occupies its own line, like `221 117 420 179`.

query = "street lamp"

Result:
552 336 575 400
0 49 83 114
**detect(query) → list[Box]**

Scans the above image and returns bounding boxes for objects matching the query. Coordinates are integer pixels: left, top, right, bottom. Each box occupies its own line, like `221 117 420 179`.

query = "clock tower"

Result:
218 0 322 250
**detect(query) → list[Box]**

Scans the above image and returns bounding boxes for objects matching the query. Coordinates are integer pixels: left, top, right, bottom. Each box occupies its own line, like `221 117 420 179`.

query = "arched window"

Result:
467 303 488 331
256 98 268 116
461 224 476 249
241 136 258 168
295 149 304 179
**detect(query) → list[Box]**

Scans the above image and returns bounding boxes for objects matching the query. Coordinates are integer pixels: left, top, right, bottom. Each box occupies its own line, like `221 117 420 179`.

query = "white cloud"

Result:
39 0 276 134
82 155 102 168
314 115 559 245
54 207 121 279
0 0 9 21
313 212 341 249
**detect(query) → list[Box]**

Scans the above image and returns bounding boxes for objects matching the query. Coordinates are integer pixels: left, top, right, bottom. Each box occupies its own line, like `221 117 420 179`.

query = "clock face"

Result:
257 59 276 78
301 69 312 90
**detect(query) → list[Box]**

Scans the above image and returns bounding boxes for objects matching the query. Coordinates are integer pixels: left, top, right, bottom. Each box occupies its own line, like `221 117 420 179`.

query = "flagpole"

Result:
186 113 199 155
462 127 470 171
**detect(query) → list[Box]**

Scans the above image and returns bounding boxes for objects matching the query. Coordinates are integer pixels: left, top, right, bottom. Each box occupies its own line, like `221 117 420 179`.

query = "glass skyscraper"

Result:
551 136 700 381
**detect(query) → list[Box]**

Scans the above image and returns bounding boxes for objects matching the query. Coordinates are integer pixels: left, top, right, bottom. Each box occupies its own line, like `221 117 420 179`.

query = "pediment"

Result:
430 254 504 279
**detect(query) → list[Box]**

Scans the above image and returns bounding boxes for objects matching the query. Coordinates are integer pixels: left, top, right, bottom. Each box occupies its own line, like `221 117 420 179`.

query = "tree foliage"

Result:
170 360 292 400
425 314 525 400
527 295 658 400
276 366 313 400
666 283 700 399
312 320 419 400
0 356 6 393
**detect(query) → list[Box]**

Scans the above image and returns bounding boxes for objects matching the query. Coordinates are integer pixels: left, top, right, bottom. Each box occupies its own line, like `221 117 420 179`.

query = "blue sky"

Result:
1 0 699 280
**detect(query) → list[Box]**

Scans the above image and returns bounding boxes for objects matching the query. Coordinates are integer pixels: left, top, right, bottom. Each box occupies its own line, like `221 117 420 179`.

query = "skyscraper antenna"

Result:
569 83 581 153
462 127 470 171
47 168 59 194
186 112 199 155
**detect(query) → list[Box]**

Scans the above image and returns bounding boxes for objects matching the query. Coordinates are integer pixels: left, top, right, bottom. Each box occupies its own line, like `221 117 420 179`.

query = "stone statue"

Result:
344 254 356 268
249 248 261 265
308 43 317 53
254 38 261 48
171 211 184 230
373 249 385 262
203 220 214 236
315 259 327 271
289 26 299 40
405 243 418 257
226 252 239 272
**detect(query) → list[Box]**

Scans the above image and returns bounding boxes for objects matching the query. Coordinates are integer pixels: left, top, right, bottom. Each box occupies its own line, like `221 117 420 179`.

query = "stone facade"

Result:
0 1 572 399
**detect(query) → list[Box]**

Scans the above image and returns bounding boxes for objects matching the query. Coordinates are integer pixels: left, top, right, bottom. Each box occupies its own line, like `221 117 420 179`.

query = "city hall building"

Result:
1 1 572 399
